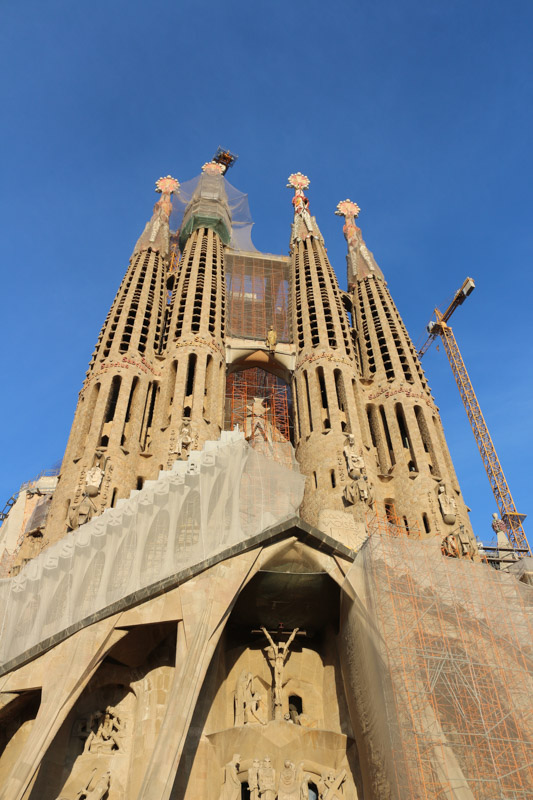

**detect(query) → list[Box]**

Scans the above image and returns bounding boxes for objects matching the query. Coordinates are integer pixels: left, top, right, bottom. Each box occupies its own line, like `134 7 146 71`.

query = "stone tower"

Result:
335 199 476 554
287 174 366 543
44 176 179 548
1 163 529 800
152 162 229 470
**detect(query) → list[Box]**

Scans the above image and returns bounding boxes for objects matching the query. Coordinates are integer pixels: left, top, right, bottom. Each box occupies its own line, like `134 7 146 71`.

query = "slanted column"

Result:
336 199 477 552
154 163 228 469
41 177 178 551
288 174 365 544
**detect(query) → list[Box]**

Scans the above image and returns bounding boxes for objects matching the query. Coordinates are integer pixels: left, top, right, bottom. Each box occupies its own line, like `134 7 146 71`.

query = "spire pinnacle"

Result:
202 161 225 176
335 198 383 285
287 173 318 242
133 175 179 257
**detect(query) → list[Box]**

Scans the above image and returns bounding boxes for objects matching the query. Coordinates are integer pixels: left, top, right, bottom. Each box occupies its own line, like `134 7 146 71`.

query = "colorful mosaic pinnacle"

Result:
335 199 361 220
202 161 225 175
155 175 180 195
287 172 310 191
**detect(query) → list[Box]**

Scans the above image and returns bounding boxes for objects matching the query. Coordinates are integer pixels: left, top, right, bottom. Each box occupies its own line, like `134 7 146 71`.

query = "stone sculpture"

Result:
175 421 193 458
258 756 276 800
82 706 124 754
234 671 267 726
318 769 347 800
60 769 111 800
342 437 373 509
437 483 457 525
278 760 303 800
220 754 241 800
261 626 299 720
266 325 277 352
343 435 364 479
248 758 261 800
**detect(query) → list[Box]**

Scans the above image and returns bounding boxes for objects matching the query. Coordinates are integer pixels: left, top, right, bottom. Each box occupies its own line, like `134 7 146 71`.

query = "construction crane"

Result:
418 277 531 557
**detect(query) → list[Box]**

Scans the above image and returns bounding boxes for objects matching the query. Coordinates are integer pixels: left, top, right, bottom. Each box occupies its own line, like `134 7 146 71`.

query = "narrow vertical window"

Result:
186 353 197 398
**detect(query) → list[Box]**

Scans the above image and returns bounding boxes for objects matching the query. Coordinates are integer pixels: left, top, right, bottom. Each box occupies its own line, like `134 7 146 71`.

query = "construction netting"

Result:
169 173 257 253
0 431 305 672
225 368 295 469
225 251 291 342
346 532 533 800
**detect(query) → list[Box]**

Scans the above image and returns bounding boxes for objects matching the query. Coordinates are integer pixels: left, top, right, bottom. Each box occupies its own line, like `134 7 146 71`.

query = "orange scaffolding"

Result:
359 532 533 799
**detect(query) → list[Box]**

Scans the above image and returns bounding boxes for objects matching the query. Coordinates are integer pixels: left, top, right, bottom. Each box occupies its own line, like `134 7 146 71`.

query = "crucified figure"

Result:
261 626 299 720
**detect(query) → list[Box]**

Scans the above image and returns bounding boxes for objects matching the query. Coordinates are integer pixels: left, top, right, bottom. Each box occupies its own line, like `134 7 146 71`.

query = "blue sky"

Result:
1 0 531 544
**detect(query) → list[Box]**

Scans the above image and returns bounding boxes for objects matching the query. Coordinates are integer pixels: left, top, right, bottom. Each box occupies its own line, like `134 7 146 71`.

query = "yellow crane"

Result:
418 277 530 557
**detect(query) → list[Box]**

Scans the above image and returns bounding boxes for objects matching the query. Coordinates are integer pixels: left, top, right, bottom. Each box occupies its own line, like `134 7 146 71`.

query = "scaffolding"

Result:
357 529 533 799
225 252 291 342
225 368 294 467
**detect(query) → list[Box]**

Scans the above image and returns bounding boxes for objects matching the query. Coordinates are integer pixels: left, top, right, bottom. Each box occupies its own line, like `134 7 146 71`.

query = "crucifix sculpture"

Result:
260 626 300 720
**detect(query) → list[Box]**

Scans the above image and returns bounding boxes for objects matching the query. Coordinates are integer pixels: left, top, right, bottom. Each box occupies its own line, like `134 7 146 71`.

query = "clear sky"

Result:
1 0 531 544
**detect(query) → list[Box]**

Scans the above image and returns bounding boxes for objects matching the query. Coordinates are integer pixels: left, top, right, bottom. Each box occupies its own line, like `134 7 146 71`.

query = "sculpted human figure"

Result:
220 754 241 800
278 760 302 800
175 421 192 458
85 450 108 497
234 671 267 726
258 756 276 800
266 325 277 352
261 626 299 720
343 435 364 479
248 758 261 800
437 483 457 525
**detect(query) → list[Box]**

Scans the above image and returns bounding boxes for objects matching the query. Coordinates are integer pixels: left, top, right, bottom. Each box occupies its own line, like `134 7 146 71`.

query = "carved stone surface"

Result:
258 756 276 800
261 627 299 721
220 754 241 800
234 671 267 726
318 768 347 799
437 483 457 525
278 759 302 800
80 706 125 754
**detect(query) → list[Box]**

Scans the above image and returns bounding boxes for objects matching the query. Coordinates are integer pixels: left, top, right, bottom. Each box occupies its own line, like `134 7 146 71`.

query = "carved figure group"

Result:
80 706 124 754
235 671 267 726
261 627 299 720
221 758 349 800
68 450 110 530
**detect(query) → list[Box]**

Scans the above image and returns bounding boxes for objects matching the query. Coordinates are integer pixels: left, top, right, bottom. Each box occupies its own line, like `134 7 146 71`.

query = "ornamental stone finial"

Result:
287 172 310 192
335 198 361 253
202 161 225 175
155 175 180 196
335 199 361 220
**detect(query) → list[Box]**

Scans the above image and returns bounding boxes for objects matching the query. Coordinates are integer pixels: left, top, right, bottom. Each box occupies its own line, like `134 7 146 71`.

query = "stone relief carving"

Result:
437 483 457 525
234 671 267 726
248 758 261 800
342 437 374 509
220 754 241 800
58 768 111 800
79 706 125 754
258 756 276 800
318 768 347 799
261 627 299 721
68 451 110 530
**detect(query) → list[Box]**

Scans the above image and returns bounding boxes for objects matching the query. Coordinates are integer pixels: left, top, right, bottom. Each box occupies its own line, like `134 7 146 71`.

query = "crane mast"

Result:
419 278 530 557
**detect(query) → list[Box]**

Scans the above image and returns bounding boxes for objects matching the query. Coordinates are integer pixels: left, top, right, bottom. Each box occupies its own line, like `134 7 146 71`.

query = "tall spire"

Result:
287 172 324 244
133 175 180 258
335 199 384 287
